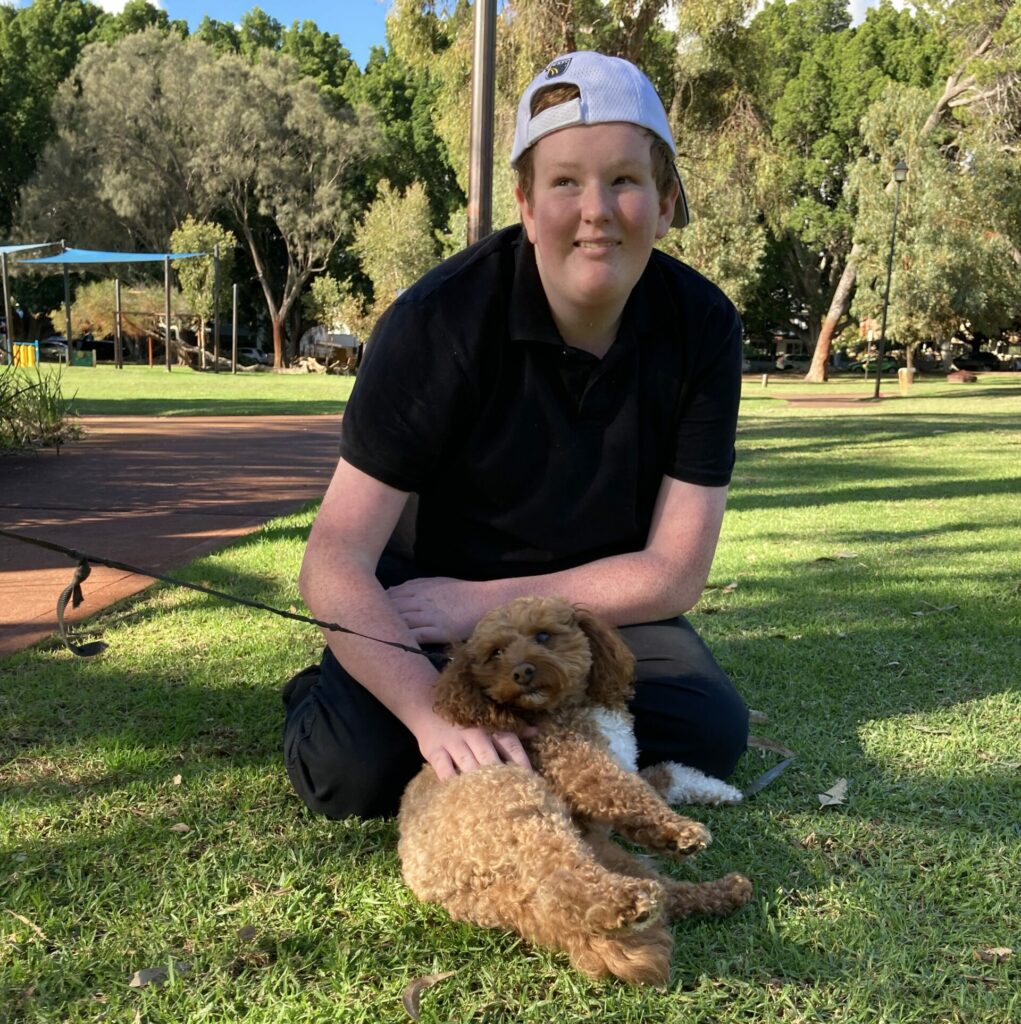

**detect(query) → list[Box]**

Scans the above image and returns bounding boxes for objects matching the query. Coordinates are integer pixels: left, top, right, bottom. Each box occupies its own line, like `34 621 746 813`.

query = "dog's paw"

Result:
668 819 712 857
721 872 754 908
585 879 664 934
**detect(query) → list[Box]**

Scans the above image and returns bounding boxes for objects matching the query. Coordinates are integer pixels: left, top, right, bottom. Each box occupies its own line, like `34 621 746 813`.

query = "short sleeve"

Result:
339 297 474 493
668 295 743 487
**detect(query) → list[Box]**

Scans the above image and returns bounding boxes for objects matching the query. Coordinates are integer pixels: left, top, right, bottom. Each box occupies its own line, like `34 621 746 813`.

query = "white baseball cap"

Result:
511 51 690 229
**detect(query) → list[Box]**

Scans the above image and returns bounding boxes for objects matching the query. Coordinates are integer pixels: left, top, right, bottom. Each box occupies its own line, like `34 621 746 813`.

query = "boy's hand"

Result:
388 577 476 644
411 712 534 781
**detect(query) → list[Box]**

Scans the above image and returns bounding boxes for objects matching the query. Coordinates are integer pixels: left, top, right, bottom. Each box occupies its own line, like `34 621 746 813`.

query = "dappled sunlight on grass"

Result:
2 389 1019 1022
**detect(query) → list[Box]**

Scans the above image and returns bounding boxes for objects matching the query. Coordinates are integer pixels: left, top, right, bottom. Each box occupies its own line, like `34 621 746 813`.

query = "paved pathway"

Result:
0 416 340 656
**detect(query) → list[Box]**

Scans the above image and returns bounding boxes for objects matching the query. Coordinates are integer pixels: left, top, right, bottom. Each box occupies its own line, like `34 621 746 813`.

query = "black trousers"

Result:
282 608 749 821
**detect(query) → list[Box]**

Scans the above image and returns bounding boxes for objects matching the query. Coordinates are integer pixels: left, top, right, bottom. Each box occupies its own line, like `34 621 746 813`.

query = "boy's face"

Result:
514 122 676 326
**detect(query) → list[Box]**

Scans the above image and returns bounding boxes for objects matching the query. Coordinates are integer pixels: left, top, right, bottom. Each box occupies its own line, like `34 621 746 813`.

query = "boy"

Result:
284 51 746 818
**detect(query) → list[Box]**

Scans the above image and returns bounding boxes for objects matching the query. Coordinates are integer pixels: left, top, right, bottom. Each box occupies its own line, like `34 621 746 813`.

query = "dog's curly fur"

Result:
397 597 753 986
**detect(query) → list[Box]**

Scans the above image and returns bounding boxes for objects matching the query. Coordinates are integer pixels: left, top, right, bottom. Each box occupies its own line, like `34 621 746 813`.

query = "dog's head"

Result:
433 597 635 731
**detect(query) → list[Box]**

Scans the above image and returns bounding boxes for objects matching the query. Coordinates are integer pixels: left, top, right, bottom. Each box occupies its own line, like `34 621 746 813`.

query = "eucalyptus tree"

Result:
0 0 105 232
849 84 1021 365
17 27 217 251
197 53 381 366
807 0 1020 379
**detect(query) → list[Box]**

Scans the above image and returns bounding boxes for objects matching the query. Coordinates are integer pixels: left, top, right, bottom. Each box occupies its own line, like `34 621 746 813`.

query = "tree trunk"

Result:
272 317 285 369
805 248 859 382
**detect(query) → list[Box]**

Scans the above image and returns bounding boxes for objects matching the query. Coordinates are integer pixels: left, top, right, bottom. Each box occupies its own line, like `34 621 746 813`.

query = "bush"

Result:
0 364 81 452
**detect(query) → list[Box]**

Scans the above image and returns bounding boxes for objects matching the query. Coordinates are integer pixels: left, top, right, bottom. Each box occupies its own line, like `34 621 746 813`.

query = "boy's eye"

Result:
534 631 551 645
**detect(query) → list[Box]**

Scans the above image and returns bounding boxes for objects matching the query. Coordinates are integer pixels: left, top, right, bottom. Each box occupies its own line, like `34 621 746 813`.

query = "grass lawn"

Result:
2 378 1019 1022
28 363 357 417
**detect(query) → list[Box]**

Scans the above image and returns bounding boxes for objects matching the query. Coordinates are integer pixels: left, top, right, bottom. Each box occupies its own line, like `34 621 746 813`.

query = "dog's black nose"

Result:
512 662 536 688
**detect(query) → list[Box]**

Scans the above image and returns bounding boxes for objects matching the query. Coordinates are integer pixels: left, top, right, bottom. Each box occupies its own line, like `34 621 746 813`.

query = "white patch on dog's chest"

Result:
587 708 639 773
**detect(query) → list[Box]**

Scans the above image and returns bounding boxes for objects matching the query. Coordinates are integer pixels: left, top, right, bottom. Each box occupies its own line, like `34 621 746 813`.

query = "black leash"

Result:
0 527 440 663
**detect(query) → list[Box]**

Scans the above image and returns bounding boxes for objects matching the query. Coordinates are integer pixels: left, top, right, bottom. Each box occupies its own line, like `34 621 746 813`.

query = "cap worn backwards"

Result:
511 50 690 229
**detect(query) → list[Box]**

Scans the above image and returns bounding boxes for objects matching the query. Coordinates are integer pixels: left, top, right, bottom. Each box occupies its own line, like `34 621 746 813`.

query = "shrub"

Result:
0 364 81 452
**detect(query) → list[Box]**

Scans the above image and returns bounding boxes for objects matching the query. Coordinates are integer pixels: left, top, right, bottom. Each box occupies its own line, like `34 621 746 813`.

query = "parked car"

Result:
742 356 776 373
951 351 1000 371
39 337 69 362
848 356 902 373
237 347 270 366
776 353 811 372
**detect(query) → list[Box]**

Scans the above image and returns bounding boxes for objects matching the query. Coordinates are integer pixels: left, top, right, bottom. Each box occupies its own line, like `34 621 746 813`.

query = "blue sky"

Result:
160 0 391 67
7 1 901 70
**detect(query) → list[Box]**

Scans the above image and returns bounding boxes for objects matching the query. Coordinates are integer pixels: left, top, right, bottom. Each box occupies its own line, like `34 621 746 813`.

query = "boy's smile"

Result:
515 122 677 355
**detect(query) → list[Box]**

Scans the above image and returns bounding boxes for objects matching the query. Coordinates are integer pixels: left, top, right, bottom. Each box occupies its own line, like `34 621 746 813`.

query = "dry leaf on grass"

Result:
128 961 191 989
169 823 191 834
172 774 182 785
6 911 47 942
818 778 849 807
401 971 456 1020
974 947 1013 963
748 708 770 724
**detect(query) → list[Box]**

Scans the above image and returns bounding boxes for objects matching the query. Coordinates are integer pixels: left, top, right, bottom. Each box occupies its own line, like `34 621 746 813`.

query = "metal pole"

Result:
63 270 72 349
466 0 496 246
212 244 221 373
873 178 905 400
164 255 172 373
1 251 12 362
114 278 122 369
231 283 238 375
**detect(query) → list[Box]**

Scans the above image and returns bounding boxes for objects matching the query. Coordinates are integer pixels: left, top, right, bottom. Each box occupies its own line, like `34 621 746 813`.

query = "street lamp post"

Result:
873 158 909 400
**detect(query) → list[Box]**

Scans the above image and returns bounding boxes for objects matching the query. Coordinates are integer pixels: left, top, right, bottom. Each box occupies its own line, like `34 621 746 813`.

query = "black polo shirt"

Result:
339 224 741 582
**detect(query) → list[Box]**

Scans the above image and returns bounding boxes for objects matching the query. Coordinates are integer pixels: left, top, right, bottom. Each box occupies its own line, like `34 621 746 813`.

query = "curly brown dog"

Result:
398 597 752 986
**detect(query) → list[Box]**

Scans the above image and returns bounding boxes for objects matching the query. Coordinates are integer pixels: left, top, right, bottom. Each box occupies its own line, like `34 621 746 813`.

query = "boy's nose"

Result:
580 183 612 222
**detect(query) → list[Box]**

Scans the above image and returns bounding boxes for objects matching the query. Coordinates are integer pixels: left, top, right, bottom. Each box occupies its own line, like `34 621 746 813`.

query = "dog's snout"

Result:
512 662 536 688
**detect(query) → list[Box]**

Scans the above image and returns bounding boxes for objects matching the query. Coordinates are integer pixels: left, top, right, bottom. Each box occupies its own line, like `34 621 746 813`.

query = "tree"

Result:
170 217 238 361
849 84 1021 365
17 28 217 251
0 0 105 232
807 0 1019 379
198 53 381 366
351 179 438 310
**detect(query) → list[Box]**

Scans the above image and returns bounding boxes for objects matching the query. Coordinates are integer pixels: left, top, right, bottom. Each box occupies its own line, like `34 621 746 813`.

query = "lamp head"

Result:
894 159 909 183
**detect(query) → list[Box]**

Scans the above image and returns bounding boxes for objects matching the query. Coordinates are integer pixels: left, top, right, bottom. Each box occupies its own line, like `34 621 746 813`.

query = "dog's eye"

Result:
486 648 502 662
534 631 551 645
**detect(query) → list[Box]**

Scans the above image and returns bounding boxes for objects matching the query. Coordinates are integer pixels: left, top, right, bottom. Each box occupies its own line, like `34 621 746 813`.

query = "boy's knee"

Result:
283 694 419 820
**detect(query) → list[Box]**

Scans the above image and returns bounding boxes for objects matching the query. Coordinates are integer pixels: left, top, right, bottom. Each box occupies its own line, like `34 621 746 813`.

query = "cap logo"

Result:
545 57 572 79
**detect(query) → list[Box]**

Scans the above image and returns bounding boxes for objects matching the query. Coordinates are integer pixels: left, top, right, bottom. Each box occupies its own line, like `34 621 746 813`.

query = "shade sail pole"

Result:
467 0 496 246
61 239 72 347
1 252 12 360
164 256 172 373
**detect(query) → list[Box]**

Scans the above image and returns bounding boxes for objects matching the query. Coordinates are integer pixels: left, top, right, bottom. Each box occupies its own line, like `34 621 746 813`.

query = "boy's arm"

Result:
299 457 532 780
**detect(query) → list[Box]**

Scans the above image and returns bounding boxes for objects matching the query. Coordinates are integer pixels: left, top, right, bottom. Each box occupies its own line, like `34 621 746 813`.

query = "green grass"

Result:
20 363 356 416
2 380 1019 1023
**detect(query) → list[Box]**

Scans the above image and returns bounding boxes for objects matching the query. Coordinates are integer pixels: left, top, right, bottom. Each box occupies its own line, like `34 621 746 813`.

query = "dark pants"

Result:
282 611 748 820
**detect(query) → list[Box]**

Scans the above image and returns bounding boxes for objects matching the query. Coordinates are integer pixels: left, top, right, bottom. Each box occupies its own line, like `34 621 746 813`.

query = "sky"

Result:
7 1 906 70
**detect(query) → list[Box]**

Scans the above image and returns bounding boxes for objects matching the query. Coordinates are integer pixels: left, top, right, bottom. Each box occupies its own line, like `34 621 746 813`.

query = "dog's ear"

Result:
433 645 525 732
573 607 635 708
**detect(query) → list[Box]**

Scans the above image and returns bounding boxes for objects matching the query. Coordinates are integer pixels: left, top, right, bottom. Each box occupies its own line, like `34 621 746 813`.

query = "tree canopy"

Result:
2 0 1018 372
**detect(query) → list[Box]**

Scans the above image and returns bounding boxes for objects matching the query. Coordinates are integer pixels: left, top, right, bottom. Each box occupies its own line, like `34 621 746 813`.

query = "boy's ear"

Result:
433 646 525 732
573 607 635 709
514 184 537 244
